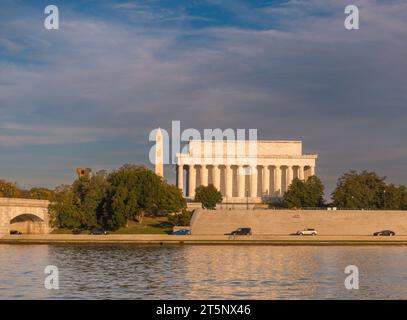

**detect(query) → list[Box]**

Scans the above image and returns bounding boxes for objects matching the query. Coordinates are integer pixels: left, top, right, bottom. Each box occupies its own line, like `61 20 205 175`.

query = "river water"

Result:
0 244 406 299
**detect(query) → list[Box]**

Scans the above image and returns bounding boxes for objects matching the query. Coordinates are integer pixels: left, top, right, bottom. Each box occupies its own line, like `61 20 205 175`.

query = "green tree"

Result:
384 185 407 210
283 179 305 208
168 210 193 226
73 171 109 228
0 179 22 198
28 187 55 201
48 185 82 229
303 176 325 207
49 164 188 231
102 164 186 229
158 183 186 215
332 170 386 209
283 176 325 208
49 171 109 230
103 165 160 228
194 184 223 209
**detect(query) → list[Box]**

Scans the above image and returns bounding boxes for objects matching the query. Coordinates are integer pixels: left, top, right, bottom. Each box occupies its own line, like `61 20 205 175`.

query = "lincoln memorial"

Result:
175 140 317 203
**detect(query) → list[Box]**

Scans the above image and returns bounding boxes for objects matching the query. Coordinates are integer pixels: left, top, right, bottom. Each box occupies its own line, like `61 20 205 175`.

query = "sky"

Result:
0 0 406 198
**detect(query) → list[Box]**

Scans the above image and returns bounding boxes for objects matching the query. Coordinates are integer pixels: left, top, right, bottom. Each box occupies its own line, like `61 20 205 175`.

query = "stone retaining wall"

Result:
190 209 407 235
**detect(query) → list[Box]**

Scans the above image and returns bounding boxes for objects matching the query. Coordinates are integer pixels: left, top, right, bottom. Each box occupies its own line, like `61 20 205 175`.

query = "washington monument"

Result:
155 128 164 177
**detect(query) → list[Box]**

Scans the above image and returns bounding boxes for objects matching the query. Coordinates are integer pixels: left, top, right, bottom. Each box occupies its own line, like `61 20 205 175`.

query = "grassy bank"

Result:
51 216 173 235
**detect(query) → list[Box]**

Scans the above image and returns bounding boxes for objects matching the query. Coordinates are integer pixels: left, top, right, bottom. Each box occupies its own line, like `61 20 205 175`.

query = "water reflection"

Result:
0 245 406 299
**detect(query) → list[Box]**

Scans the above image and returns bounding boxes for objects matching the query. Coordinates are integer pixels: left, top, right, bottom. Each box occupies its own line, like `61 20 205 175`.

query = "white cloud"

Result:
0 0 406 191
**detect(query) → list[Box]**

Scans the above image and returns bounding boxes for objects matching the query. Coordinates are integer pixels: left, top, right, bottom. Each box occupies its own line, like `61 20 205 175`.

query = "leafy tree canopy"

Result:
168 210 193 227
383 184 407 210
48 185 82 229
194 184 223 209
101 164 186 229
332 170 386 209
283 176 325 208
28 187 55 201
0 179 21 198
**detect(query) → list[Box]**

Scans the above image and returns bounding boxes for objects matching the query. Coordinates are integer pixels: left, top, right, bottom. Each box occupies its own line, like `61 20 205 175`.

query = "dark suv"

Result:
373 230 395 236
90 227 108 235
230 228 252 236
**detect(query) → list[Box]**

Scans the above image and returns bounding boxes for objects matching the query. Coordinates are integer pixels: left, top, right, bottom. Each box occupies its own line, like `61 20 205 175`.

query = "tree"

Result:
332 171 386 209
73 171 109 228
28 187 55 201
283 179 305 208
158 183 186 215
303 176 325 207
102 164 186 229
48 185 82 229
283 176 325 208
0 179 21 198
103 165 160 228
194 184 223 209
0 180 55 200
49 171 109 230
384 185 407 210
168 210 193 226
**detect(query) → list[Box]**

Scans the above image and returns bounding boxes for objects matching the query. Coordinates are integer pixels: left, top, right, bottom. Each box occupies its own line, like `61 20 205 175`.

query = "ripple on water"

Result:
0 244 407 299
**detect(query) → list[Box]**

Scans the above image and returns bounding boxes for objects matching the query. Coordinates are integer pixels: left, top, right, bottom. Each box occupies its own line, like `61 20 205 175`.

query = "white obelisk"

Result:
155 128 164 177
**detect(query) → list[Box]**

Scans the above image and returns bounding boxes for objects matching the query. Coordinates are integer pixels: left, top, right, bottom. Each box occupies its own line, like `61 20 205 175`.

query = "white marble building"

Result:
175 140 317 203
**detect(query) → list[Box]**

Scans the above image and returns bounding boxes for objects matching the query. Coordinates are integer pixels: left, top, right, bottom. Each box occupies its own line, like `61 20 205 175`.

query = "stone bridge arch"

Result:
0 198 51 236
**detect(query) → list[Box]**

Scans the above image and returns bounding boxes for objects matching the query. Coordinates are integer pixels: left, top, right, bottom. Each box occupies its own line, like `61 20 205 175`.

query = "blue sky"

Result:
1 0 407 197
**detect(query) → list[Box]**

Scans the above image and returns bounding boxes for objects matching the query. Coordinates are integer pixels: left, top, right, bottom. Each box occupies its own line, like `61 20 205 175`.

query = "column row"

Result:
177 164 315 199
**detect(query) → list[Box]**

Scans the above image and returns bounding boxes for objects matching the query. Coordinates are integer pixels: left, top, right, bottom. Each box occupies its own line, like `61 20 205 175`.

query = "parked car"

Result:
295 228 318 236
229 228 252 236
172 229 191 235
9 230 22 235
90 227 108 235
373 230 395 236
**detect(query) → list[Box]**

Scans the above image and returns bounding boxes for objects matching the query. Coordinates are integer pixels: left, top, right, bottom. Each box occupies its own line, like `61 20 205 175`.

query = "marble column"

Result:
287 166 294 189
263 166 270 196
189 165 196 198
250 166 257 198
275 166 281 196
226 165 233 198
298 166 304 181
213 165 220 191
177 164 184 192
310 166 316 176
201 165 208 186
238 166 245 198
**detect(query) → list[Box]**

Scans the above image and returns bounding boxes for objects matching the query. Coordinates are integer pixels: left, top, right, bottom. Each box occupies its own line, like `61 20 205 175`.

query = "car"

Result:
90 227 108 235
172 229 191 235
373 230 395 236
296 228 318 236
230 228 252 236
9 230 22 235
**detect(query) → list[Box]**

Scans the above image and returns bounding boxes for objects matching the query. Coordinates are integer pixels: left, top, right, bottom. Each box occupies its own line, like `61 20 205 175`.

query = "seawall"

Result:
190 209 407 235
2 234 407 245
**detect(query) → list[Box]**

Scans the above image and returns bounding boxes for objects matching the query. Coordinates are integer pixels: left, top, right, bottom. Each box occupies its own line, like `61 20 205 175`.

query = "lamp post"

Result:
383 189 387 209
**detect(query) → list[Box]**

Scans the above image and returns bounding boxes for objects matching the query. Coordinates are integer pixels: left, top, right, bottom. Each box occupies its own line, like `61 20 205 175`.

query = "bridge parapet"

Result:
0 198 50 207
